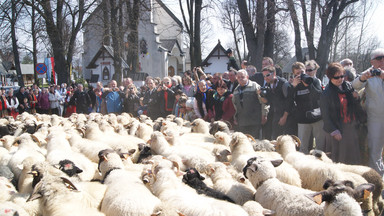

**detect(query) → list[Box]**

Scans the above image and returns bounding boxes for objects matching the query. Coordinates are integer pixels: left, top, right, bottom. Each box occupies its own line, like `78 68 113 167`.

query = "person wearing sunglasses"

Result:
320 63 364 165
290 62 324 154
261 66 294 140
352 48 384 175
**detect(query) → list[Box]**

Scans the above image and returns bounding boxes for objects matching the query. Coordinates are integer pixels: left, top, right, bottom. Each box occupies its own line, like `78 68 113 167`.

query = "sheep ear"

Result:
128 149 136 155
262 208 275 216
30 134 42 146
61 177 78 191
306 192 324 205
27 181 43 202
176 210 186 216
151 211 162 216
270 159 283 167
354 183 375 200
323 179 335 189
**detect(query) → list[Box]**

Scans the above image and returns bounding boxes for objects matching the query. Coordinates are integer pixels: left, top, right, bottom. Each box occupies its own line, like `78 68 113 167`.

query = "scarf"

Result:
329 81 356 118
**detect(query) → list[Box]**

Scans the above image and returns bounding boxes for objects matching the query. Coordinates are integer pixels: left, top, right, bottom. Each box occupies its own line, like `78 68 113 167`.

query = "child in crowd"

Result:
178 96 197 122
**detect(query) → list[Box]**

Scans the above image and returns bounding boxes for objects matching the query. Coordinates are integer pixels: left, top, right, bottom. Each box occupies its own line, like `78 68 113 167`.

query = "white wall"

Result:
204 57 229 74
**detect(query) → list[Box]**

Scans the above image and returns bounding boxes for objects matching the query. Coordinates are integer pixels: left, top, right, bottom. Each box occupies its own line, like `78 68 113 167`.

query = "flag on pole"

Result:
45 57 56 84
50 57 56 85
45 57 51 83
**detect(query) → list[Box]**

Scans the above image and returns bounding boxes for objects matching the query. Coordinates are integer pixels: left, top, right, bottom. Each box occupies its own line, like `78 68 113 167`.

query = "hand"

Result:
291 75 301 87
333 133 342 141
261 115 267 125
278 115 287 126
360 69 372 81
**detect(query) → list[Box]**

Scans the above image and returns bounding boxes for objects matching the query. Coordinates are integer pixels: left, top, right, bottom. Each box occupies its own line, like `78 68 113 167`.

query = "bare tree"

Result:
24 0 98 85
0 0 25 86
221 0 242 63
179 0 203 67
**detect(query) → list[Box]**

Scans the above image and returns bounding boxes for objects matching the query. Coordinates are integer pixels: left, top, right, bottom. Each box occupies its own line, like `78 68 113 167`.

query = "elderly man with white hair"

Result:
352 48 384 176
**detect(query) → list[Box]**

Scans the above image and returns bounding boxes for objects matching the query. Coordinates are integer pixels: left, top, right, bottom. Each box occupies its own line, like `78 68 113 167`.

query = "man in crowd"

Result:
226 69 238 93
225 48 239 71
261 66 293 139
103 80 123 114
73 84 91 114
352 48 384 176
16 86 28 114
232 70 268 138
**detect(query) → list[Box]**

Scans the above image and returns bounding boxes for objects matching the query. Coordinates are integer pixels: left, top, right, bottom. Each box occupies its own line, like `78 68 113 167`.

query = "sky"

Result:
163 0 384 58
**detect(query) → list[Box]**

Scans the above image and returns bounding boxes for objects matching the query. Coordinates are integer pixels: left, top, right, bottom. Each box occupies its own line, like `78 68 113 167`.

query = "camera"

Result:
259 86 270 98
371 69 381 76
300 73 314 85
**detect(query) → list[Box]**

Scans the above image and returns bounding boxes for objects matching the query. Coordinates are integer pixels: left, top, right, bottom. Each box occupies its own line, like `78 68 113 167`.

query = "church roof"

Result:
201 40 228 67
86 45 129 69
154 0 183 29
160 39 184 55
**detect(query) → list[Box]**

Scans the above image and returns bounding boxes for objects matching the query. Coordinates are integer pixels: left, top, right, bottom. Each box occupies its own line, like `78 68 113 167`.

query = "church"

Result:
82 0 187 86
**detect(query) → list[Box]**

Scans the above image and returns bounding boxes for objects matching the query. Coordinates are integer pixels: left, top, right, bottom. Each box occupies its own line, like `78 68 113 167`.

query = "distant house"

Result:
200 41 231 74
83 0 187 85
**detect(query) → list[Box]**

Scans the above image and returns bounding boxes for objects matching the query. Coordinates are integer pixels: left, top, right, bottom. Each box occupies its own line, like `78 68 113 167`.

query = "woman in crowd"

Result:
64 86 76 117
49 85 62 115
7 89 19 119
211 80 235 125
122 84 140 116
320 62 364 165
194 79 214 121
143 77 160 120
28 89 38 114
0 90 8 117
37 88 50 114
181 75 195 97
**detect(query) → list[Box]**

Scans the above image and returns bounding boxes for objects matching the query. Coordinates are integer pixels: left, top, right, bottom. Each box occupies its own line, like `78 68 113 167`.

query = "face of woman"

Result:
330 71 345 87
217 87 226 96
305 66 317 77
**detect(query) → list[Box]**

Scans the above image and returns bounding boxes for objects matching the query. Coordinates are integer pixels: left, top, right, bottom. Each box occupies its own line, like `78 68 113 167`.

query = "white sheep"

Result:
205 162 256 205
27 174 105 216
230 132 302 187
147 158 249 216
190 118 210 134
310 149 384 216
98 149 161 216
242 200 275 216
244 156 324 216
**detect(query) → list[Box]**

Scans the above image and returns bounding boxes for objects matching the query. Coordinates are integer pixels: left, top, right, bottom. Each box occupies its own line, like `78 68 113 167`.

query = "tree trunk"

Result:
11 0 24 87
126 0 140 74
110 0 122 84
31 0 38 85
288 0 303 62
103 0 110 46
263 0 275 58
237 0 258 67
254 0 265 70
193 0 202 66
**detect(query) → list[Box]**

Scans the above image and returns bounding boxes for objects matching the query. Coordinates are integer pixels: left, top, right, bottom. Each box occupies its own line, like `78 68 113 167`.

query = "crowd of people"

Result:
1 48 384 175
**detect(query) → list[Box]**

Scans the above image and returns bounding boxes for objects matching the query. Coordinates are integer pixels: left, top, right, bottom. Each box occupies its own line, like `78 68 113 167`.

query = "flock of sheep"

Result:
0 111 383 216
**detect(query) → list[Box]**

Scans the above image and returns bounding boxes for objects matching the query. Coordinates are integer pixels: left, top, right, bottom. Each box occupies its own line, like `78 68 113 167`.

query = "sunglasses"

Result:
374 56 384 61
263 73 273 78
333 75 345 80
306 69 315 72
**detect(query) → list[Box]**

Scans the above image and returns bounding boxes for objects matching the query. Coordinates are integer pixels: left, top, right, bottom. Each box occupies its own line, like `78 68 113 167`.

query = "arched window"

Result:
168 66 175 77
103 66 110 80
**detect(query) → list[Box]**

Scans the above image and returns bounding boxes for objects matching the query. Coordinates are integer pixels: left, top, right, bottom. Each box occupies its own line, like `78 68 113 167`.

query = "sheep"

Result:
18 156 42 194
7 134 45 183
242 201 275 216
230 132 302 187
0 176 18 202
0 202 29 216
146 158 249 216
205 162 256 205
182 167 235 203
190 118 210 134
136 122 154 141
98 149 161 216
27 174 105 216
307 179 375 216
243 156 324 216
213 131 231 146
209 120 231 135
310 149 384 216
148 131 216 173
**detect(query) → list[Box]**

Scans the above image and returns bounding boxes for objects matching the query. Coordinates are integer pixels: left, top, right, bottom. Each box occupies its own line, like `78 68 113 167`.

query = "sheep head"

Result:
243 157 283 189
307 180 374 215
97 149 124 177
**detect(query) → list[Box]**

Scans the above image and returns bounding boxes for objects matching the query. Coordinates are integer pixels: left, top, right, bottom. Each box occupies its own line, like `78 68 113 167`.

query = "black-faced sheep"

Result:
182 167 235 203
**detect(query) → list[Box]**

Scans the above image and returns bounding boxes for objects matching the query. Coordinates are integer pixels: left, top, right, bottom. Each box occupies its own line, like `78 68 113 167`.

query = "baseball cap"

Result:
370 48 384 60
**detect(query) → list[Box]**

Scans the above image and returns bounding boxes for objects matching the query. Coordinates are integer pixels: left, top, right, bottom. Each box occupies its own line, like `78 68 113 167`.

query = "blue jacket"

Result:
103 91 122 113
